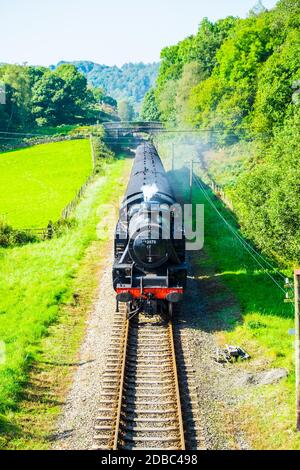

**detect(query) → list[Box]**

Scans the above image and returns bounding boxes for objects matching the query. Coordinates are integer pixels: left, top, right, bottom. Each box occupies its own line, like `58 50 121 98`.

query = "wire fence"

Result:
15 135 98 240
17 173 94 240
21 227 49 238
209 179 234 212
191 150 234 211
61 174 94 220
193 174 288 294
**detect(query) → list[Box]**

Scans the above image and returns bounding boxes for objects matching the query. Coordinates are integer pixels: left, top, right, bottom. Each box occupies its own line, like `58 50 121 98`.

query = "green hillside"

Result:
54 61 159 108
147 0 300 266
0 140 92 229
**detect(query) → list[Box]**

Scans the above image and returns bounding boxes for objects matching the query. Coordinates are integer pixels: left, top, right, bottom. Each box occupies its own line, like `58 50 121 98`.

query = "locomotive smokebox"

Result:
128 202 171 269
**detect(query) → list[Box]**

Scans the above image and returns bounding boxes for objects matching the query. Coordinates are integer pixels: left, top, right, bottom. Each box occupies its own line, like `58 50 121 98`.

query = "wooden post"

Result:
90 135 96 170
295 269 300 431
47 221 54 239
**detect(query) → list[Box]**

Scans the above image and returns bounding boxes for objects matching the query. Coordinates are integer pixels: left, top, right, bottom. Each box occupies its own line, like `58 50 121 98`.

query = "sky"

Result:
1 0 278 67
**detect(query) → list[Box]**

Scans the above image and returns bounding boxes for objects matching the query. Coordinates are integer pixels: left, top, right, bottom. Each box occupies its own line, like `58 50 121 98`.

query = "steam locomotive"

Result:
113 142 187 318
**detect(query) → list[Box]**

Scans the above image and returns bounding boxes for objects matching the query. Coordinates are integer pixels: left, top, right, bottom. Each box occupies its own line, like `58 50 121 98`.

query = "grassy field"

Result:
0 140 92 229
185 174 299 450
0 157 132 449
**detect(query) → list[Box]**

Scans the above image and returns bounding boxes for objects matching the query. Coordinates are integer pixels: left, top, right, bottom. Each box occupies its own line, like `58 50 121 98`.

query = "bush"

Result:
0 222 37 248
233 109 300 264
93 139 115 174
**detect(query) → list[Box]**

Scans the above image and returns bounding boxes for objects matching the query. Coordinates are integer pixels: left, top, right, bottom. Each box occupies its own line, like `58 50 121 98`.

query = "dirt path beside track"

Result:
53 248 116 450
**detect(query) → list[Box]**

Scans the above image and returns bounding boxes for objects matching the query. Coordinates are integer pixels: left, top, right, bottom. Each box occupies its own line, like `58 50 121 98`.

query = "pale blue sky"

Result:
1 0 278 66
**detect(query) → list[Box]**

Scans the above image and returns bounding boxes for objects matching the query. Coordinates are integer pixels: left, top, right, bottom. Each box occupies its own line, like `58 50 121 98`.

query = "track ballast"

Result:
93 306 205 450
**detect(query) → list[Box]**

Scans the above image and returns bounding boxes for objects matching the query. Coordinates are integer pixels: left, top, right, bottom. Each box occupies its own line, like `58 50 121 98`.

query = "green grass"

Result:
187 176 299 449
0 140 92 229
0 157 131 448
171 167 298 449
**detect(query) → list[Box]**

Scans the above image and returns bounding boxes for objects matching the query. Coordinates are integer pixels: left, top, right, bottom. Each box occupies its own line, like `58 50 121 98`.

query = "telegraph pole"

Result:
171 143 175 171
295 269 300 431
189 160 193 203
189 160 193 218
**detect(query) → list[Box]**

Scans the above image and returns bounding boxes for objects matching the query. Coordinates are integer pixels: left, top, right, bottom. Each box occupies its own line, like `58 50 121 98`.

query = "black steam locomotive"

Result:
113 142 187 318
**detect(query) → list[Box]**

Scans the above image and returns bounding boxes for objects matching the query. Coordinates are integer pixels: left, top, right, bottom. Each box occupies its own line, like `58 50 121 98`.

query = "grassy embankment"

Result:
0 140 132 449
0 140 92 228
183 172 299 450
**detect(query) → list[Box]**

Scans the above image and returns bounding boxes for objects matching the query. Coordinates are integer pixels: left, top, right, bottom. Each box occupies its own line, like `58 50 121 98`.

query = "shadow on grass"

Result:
168 168 292 335
40 359 95 367
0 414 21 449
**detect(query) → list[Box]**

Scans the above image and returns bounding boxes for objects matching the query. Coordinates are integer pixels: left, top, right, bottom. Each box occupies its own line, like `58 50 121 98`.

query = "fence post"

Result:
294 269 300 431
47 221 54 239
90 134 96 170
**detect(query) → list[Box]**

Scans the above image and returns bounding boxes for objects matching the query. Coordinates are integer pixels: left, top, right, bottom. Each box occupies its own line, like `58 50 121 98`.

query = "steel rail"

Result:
112 317 129 450
168 322 186 450
94 313 187 450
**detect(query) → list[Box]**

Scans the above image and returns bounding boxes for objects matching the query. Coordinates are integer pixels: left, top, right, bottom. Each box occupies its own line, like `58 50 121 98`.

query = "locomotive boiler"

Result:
113 142 187 318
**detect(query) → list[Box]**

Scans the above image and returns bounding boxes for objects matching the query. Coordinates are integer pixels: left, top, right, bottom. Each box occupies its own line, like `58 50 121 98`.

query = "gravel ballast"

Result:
52 248 253 450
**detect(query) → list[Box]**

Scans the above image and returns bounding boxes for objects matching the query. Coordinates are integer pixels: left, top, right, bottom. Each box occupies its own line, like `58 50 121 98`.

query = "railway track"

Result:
93 306 205 450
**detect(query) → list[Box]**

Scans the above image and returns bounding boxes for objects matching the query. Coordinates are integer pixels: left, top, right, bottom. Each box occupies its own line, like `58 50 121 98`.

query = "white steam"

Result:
142 183 158 202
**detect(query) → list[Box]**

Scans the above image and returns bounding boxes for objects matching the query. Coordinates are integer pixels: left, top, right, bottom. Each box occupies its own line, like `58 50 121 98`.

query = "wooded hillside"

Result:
54 61 159 110
145 0 300 265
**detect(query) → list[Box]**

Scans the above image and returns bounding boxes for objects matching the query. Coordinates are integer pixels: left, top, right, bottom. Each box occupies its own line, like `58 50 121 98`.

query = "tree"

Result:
0 64 32 129
0 63 116 131
54 64 92 121
233 107 300 262
31 71 66 126
252 28 300 135
140 89 160 121
156 80 178 123
193 17 238 74
118 100 135 121
175 62 208 124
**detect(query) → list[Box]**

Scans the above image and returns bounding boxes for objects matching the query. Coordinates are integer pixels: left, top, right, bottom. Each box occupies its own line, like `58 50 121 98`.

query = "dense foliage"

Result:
0 63 117 131
55 61 159 111
148 0 300 264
